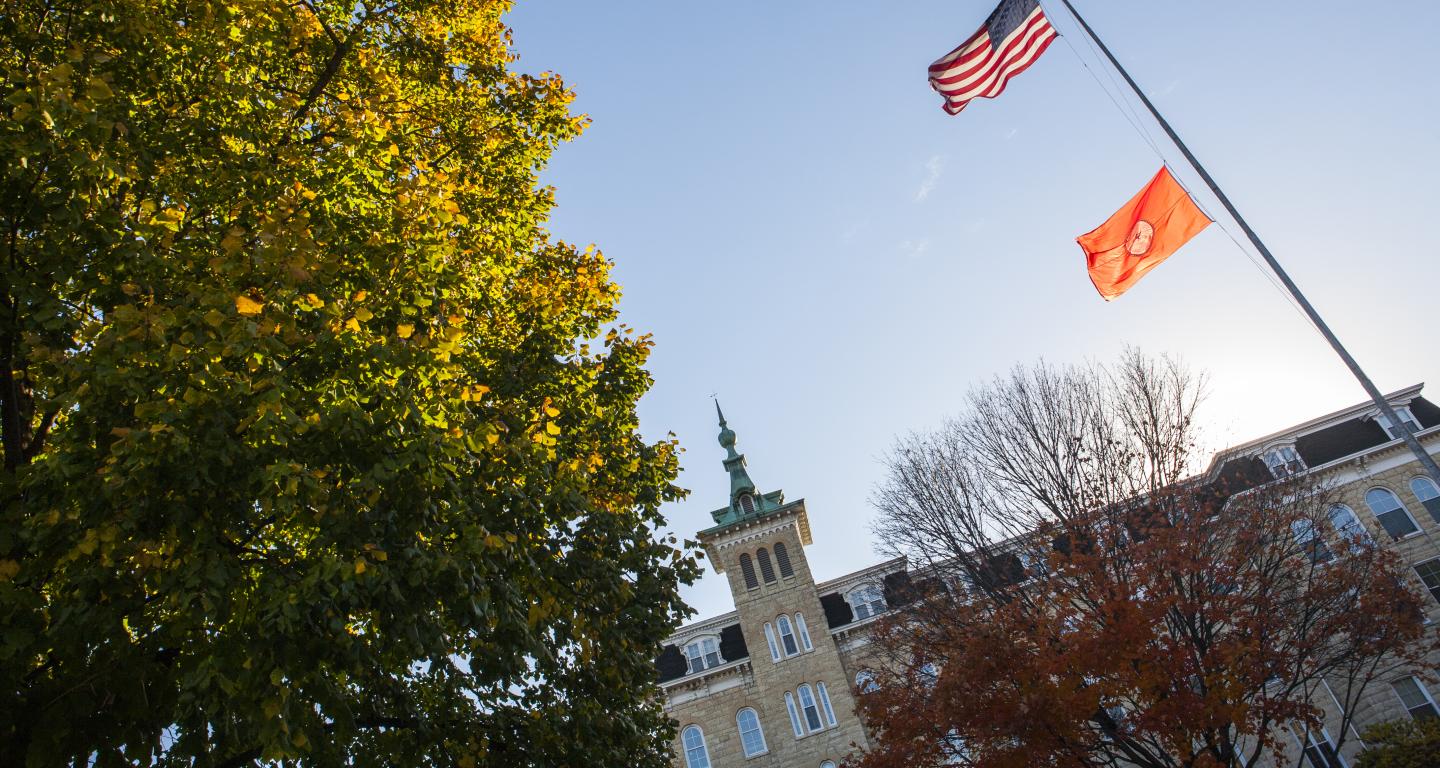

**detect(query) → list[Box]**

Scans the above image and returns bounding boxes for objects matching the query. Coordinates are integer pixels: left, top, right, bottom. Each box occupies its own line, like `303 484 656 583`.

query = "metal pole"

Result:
1055 0 1440 487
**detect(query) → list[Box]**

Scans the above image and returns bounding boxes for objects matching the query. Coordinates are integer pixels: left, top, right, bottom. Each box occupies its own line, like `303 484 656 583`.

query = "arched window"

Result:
794 612 813 651
736 707 767 757
1329 504 1371 547
774 542 794 577
798 684 823 732
821 763 837 768
1365 487 1419 539
757 547 777 583
816 681 837 726
738 493 756 514
847 583 887 620
763 622 780 662
856 669 880 694
776 615 799 656
784 692 804 737
1411 476 1440 523
681 725 710 768
739 553 759 590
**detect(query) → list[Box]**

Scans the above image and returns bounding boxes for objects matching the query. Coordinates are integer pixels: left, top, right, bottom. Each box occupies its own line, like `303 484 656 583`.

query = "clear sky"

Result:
505 0 1440 621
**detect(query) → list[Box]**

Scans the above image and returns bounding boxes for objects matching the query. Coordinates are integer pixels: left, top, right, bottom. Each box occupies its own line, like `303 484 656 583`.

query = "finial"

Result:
714 397 738 458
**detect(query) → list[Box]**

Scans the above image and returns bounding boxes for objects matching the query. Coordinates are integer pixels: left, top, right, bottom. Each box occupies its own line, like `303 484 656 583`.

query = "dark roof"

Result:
820 592 854 629
719 624 748 663
1295 418 1390 468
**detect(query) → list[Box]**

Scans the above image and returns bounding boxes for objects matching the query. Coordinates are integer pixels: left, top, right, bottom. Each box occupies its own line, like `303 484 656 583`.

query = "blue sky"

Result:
506 0 1440 620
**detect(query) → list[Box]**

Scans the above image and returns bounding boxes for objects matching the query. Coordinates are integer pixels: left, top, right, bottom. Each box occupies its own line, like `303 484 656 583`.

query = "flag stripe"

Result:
930 8 1047 87
940 26 1056 113
928 0 1057 115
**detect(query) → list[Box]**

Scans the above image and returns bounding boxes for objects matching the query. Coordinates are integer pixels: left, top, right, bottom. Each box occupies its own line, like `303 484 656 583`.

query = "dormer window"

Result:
847 583 887 620
683 636 723 674
1262 445 1305 479
737 493 756 514
1376 407 1421 439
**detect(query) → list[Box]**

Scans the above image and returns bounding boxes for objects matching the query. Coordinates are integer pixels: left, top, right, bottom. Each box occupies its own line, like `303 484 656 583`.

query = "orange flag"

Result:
1076 167 1211 300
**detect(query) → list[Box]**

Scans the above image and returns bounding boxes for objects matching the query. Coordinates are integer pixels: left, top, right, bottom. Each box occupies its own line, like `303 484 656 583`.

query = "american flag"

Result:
928 0 1059 115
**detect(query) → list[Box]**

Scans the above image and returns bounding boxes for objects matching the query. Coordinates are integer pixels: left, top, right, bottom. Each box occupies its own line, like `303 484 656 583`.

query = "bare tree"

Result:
857 350 1435 768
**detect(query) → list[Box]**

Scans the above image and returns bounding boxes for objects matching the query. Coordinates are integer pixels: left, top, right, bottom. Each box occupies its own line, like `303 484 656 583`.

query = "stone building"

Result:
659 390 1440 768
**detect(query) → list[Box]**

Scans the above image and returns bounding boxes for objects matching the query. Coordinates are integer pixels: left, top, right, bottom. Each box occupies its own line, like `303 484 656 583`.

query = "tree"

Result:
1353 718 1440 768
856 351 1437 768
0 1 701 765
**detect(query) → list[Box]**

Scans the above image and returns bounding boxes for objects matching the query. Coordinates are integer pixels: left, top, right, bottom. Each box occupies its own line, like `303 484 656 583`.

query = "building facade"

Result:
660 391 1440 768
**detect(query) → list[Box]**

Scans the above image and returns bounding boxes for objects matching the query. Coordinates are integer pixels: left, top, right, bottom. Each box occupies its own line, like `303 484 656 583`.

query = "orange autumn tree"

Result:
857 352 1436 768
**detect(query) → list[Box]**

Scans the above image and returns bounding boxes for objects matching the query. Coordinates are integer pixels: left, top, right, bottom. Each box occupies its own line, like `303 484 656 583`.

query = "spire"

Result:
711 400 763 523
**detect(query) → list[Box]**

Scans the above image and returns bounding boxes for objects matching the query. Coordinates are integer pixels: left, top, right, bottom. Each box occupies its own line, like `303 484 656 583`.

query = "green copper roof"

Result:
707 403 781 528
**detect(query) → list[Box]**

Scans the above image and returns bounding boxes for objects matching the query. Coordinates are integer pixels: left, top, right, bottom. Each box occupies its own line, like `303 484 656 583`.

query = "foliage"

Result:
855 351 1437 768
1354 717 1440 768
0 0 702 765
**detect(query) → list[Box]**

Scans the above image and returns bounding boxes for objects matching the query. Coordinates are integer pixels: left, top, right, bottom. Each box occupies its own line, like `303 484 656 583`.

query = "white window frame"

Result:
1410 476 1440 524
1328 504 1371 547
736 707 767 757
846 583 887 620
1376 407 1421 439
763 622 780 662
683 636 723 675
776 615 799 657
795 612 813 651
817 681 837 727
681 725 711 768
1392 675 1440 720
1292 725 1347 768
798 683 824 732
1365 487 1420 540
784 692 804 737
1262 444 1306 479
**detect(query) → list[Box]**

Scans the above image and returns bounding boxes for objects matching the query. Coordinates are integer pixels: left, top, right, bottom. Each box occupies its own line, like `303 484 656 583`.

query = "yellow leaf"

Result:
485 433 499 445
86 77 114 101
354 307 373 322
235 295 264 316
484 534 505 549
545 406 560 417
344 317 361 332
545 422 561 436
397 323 414 338
352 290 367 302
371 549 387 562
305 293 324 307
354 559 367 575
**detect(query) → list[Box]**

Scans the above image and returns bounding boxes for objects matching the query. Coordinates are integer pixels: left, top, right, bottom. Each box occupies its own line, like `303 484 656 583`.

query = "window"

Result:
798 684 824 731
736 708 767 757
847 584 887 620
683 637 722 674
1411 476 1440 524
681 725 711 768
1292 518 1331 564
821 763 837 768
1263 445 1306 478
1392 676 1439 719
757 547 777 583
1329 504 1371 547
1417 559 1440 605
1295 727 1345 768
1377 407 1421 439
763 622 780 662
855 670 880 694
795 612 813 651
1366 488 1419 539
739 553 759 590
784 692 804 737
737 493 756 514
817 681 837 726
774 542 794 577
776 615 799 656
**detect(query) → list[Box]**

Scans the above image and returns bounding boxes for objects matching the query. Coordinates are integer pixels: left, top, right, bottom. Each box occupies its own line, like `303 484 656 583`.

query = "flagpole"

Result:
1053 0 1440 488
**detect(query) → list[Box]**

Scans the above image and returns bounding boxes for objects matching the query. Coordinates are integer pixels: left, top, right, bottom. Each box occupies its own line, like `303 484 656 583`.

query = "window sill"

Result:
743 749 770 760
